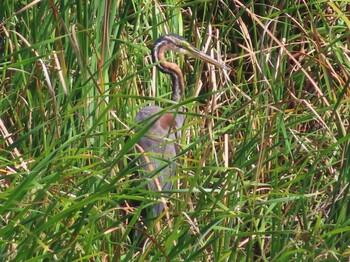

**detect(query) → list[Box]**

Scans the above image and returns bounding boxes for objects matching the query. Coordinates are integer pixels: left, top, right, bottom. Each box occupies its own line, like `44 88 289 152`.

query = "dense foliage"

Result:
1 0 349 261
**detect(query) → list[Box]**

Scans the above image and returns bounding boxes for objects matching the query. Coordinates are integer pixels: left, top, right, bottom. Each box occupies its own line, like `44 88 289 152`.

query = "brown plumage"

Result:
135 34 230 217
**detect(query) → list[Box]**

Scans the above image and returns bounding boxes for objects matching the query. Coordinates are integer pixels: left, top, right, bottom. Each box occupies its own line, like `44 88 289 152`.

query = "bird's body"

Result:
135 105 183 217
135 34 230 217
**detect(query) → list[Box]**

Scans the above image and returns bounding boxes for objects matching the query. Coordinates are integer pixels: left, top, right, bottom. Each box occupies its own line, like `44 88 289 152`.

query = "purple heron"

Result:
135 34 230 217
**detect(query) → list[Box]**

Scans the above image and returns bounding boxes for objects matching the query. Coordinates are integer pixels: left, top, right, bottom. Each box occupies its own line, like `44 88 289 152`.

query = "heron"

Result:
135 34 230 218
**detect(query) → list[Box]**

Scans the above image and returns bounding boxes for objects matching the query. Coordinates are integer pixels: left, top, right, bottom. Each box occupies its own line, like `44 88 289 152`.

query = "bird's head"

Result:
153 34 231 71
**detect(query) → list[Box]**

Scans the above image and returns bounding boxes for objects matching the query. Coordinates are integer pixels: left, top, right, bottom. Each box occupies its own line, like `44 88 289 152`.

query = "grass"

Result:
1 0 350 261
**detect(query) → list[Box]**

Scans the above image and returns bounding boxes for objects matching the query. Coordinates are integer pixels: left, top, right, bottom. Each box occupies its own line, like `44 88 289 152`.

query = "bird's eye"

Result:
182 42 190 48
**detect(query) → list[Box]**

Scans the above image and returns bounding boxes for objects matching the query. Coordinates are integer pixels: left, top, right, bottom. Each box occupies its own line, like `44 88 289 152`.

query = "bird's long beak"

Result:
187 46 232 71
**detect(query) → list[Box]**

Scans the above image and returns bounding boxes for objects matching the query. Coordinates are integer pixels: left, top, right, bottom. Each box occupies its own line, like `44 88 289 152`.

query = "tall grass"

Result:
1 0 349 261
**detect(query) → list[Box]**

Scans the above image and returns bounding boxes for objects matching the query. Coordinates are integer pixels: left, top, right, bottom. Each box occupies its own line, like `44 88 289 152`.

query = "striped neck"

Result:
152 37 184 102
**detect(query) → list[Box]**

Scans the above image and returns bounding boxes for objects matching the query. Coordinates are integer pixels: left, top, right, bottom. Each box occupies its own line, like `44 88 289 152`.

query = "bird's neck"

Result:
152 45 184 102
168 64 184 102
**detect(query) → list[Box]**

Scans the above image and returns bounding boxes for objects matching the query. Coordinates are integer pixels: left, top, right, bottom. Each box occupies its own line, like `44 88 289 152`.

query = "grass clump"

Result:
1 0 350 261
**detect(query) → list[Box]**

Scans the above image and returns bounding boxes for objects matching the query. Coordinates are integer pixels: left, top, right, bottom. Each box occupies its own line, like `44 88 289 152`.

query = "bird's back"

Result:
135 105 181 216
